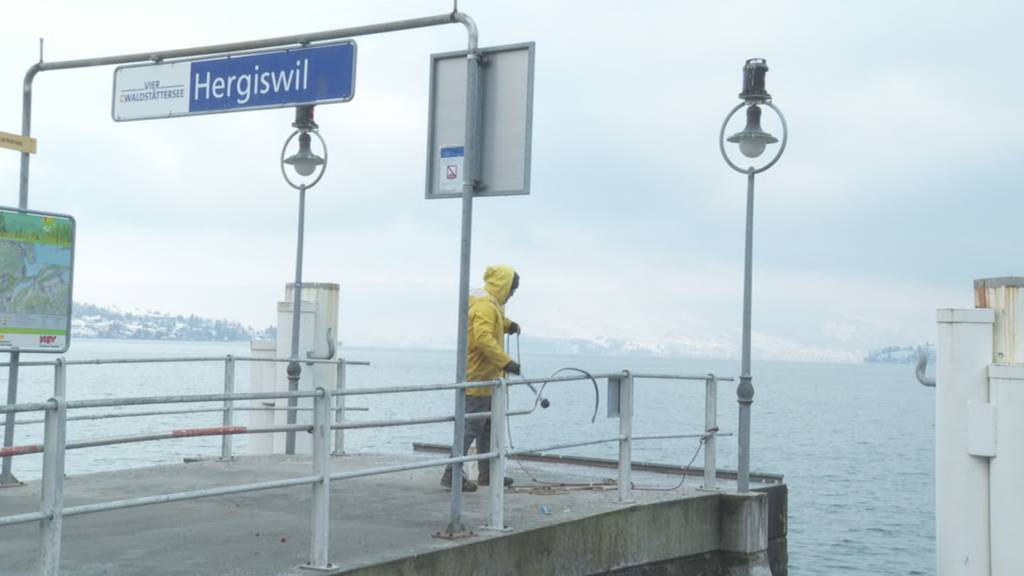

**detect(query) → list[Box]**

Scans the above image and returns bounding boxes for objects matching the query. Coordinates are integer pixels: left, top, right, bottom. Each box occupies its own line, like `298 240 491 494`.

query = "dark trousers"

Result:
445 395 491 479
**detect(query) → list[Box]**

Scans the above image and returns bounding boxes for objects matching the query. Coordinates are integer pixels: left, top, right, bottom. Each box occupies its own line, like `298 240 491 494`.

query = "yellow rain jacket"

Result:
466 265 517 396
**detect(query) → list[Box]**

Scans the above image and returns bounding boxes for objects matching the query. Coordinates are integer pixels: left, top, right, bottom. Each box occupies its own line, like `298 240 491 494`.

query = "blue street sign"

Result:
113 41 357 121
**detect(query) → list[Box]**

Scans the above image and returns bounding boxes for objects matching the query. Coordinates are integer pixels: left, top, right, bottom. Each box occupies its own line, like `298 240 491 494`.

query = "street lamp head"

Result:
283 131 325 176
738 58 771 104
726 105 779 158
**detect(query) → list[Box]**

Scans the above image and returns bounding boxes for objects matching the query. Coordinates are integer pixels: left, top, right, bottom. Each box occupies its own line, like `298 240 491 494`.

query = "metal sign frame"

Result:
112 40 358 122
425 42 535 199
0 206 76 354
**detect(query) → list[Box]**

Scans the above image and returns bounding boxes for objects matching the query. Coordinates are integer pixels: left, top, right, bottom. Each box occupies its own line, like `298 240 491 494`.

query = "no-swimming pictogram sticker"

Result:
447 165 458 180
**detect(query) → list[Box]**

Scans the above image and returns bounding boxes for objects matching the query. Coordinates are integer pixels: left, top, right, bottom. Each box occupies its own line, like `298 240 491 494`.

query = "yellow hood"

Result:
482 265 516 305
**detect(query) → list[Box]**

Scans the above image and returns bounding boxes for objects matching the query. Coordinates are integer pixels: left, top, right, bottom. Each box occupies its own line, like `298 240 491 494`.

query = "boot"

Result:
440 468 478 492
477 464 514 488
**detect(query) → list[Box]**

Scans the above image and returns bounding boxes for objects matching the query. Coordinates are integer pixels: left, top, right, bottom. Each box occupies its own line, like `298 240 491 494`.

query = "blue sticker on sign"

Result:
440 146 465 158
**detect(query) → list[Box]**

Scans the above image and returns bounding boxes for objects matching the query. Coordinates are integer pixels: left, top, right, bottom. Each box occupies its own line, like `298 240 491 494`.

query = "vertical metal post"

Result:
332 358 347 455
737 168 755 493
308 386 331 570
486 379 508 531
6 69 38 487
221 355 235 460
1 352 20 485
703 374 718 490
447 13 481 536
39 387 67 576
286 183 308 456
618 373 634 503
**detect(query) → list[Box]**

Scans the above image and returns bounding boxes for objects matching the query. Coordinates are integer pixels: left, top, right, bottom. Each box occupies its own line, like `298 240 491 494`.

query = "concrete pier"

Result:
0 453 786 576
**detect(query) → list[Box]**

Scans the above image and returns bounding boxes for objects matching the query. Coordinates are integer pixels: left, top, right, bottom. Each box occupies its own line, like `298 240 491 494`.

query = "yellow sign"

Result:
0 131 36 154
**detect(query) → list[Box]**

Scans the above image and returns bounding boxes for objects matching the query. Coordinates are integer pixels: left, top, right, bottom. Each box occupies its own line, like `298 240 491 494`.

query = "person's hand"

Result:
504 360 521 375
507 321 521 335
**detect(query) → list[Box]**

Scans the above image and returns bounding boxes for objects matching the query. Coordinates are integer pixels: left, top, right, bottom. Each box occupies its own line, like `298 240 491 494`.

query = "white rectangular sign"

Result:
425 43 535 199
112 42 357 121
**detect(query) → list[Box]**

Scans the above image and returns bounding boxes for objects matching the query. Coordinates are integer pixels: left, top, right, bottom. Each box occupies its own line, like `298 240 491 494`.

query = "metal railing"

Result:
0 357 730 575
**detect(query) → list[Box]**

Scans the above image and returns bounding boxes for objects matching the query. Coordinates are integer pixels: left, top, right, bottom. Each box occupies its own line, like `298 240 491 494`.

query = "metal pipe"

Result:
66 390 320 410
447 10 481 536
1 352 20 485
506 436 623 457
618 374 634 502
221 355 235 460
631 433 715 441
703 375 718 490
486 379 508 531
38 396 66 576
332 359 346 454
61 475 322 518
1 405 370 427
737 168 755 493
286 183 308 456
0 510 48 528
329 451 494 482
630 373 735 382
0 356 371 368
309 387 331 569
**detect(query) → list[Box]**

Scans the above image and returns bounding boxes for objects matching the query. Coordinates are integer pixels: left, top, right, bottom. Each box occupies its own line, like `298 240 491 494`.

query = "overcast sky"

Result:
0 1 1018 361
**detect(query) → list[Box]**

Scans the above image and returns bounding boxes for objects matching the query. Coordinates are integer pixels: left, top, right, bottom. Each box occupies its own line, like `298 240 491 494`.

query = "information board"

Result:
0 208 75 353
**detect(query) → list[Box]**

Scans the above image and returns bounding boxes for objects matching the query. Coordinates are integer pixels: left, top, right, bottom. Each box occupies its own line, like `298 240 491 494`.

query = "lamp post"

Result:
719 58 787 492
280 105 328 455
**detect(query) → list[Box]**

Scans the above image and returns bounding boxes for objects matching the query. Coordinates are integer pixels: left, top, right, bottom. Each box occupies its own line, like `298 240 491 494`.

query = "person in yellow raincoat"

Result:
441 265 521 492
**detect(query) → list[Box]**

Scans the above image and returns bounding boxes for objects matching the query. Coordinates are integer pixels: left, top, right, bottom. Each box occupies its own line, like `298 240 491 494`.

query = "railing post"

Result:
39 367 67 576
332 358 346 455
703 374 718 490
618 372 634 503
220 355 235 460
486 379 508 531
308 386 332 570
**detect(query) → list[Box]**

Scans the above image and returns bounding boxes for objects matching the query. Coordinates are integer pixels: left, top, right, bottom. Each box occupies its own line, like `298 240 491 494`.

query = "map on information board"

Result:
0 208 75 353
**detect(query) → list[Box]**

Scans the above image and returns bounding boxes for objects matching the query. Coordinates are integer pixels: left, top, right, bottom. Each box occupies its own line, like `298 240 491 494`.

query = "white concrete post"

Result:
247 340 276 455
936 308 994 576
988 365 1024 576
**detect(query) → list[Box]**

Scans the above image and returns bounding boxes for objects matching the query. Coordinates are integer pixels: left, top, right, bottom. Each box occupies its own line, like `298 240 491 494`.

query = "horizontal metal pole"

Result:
506 373 625 387
412 442 785 484
631 432 734 442
0 405 368 427
507 436 624 457
62 474 321 518
0 510 48 527
0 400 54 414
64 425 310 451
334 380 498 396
630 373 735 382
67 390 322 410
32 13 458 72
328 451 495 482
333 410 492 431
0 356 371 368
236 357 370 366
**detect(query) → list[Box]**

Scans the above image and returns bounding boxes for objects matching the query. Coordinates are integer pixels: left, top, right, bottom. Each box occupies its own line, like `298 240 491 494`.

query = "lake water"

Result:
1 339 934 575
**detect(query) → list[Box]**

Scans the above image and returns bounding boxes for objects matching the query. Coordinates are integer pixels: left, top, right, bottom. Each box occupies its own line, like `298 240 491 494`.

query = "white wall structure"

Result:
935 307 994 576
248 282 339 456
935 277 1024 576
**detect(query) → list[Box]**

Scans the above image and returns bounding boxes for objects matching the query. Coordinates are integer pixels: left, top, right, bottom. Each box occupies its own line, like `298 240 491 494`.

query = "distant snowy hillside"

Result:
72 303 275 342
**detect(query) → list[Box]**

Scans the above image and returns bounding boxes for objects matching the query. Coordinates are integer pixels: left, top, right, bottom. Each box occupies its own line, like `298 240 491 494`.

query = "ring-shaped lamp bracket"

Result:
719 101 788 175
280 128 329 190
